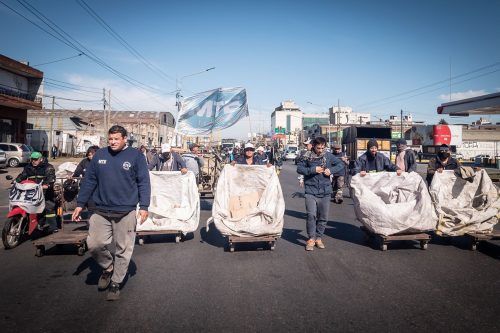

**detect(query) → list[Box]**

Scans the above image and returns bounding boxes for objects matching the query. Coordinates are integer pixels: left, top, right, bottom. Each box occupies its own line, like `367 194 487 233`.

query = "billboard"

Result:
410 125 462 146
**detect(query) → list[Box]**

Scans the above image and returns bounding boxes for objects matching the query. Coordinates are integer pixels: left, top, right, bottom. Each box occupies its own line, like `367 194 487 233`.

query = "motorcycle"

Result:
2 176 46 249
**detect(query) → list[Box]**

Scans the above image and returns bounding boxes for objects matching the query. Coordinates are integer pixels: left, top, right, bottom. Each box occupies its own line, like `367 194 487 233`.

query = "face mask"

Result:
438 151 449 159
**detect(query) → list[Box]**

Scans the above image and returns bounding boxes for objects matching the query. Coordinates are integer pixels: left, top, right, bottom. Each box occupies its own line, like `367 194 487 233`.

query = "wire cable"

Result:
32 53 83 66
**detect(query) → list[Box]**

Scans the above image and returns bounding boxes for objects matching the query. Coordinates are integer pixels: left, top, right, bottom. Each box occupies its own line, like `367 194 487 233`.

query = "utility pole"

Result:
103 88 107 135
108 89 111 128
47 96 55 157
400 109 403 139
337 99 341 144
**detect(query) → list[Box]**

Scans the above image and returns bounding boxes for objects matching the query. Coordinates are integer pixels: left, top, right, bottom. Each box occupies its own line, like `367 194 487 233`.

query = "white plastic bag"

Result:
137 171 200 233
430 169 499 236
56 162 78 178
350 172 436 236
211 164 285 237
9 182 45 214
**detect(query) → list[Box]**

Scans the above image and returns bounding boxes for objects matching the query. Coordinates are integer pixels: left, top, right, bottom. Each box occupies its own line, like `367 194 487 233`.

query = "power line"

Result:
76 0 176 85
355 61 500 109
44 81 102 95
356 67 500 112
32 53 83 66
45 77 102 91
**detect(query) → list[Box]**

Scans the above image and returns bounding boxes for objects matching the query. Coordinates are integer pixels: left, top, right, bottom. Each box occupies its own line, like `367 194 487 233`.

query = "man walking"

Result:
183 143 204 180
72 125 150 301
159 143 188 173
331 143 348 203
297 137 343 251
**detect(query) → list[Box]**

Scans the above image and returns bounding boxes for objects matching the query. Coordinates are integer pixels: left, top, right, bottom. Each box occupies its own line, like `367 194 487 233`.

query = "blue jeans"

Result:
305 194 330 239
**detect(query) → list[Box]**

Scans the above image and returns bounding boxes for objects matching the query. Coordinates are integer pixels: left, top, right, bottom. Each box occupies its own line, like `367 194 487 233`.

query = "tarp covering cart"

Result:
210 164 285 252
430 169 499 238
136 171 200 244
350 172 436 250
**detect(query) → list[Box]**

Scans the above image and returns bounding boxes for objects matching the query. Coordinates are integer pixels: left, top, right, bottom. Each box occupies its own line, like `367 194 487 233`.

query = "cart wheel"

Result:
77 246 85 256
381 243 387 251
420 241 428 250
175 235 180 243
35 246 45 257
138 238 144 246
470 242 478 251
269 241 276 251
229 243 234 252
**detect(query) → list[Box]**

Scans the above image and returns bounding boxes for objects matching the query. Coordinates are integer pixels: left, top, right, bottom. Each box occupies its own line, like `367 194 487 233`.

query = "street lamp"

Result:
176 67 216 112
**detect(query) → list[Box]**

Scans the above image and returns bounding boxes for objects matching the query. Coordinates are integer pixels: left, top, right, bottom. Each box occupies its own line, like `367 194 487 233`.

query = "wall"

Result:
456 141 499 159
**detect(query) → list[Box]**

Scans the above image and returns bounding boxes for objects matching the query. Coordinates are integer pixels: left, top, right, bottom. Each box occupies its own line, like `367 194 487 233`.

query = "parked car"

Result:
284 150 297 161
0 148 7 169
453 152 464 160
0 143 32 167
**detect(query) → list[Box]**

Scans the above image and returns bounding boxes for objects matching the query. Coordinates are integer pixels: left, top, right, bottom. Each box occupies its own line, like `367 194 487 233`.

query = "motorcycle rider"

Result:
15 151 58 232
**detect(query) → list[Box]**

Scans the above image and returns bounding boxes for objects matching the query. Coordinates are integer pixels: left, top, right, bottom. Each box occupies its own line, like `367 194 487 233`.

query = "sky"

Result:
1 0 499 138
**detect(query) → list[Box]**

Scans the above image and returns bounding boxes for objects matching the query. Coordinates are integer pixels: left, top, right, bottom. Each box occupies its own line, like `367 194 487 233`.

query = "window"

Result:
21 144 31 152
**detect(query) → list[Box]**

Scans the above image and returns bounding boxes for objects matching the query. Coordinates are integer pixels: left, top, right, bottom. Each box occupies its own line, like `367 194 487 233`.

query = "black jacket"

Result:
16 160 56 186
426 156 460 185
354 152 398 174
73 158 91 178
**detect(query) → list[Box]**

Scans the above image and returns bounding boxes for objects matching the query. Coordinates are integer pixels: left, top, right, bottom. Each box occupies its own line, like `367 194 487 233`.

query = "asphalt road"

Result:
0 162 498 333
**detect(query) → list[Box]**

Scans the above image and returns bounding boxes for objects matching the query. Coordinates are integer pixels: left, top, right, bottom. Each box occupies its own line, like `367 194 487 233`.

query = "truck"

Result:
342 126 393 160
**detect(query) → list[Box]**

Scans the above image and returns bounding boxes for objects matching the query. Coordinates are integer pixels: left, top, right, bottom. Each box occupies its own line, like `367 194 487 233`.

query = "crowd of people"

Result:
12 125 469 301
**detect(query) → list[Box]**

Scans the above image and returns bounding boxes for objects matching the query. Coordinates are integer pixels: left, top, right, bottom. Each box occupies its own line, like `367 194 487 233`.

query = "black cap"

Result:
439 144 449 151
367 139 378 149
396 138 406 145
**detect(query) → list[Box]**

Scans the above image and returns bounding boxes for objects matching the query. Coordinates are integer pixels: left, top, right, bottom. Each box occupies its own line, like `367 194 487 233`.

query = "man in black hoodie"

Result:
72 125 150 301
354 139 401 176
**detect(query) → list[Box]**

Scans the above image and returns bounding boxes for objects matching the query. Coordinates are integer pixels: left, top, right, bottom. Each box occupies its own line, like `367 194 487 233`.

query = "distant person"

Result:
426 144 460 185
159 144 187 173
73 145 99 178
231 143 266 165
297 137 343 251
297 138 313 187
255 146 269 164
183 143 205 180
418 151 423 163
354 139 401 176
331 143 348 203
395 139 417 173
72 125 151 301
51 144 58 159
139 145 160 171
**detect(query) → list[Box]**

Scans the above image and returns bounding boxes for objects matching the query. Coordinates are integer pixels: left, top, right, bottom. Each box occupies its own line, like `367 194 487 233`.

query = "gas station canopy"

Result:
437 92 500 116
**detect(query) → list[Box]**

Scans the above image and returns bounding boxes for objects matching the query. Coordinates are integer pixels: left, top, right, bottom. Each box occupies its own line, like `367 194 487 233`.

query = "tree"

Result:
438 118 448 125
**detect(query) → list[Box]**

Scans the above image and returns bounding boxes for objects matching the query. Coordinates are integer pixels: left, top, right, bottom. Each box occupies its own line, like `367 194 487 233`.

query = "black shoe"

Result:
98 269 113 290
106 282 120 301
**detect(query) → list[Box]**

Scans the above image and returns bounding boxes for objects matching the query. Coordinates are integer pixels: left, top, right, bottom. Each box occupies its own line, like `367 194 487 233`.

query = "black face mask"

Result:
438 151 450 159
162 152 171 160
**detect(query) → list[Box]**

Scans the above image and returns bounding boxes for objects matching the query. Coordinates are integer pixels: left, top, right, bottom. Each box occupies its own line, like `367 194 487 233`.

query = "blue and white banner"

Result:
175 87 249 135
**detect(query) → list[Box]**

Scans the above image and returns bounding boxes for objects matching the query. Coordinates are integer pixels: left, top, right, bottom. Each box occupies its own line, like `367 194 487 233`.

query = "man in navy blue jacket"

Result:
353 139 401 177
297 137 343 251
72 125 150 301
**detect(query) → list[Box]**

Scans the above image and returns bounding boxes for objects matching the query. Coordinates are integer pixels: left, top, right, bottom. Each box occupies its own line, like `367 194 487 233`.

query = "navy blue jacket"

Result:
354 152 398 174
77 146 151 212
297 152 343 197
159 152 186 171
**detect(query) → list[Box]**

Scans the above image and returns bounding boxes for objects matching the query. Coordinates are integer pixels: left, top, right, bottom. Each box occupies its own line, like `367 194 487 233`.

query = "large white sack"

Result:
430 169 499 236
9 182 45 214
137 171 200 233
211 164 285 237
350 172 436 236
56 162 78 178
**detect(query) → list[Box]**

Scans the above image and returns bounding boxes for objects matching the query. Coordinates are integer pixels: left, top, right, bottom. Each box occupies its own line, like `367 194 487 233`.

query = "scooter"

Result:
2 176 44 249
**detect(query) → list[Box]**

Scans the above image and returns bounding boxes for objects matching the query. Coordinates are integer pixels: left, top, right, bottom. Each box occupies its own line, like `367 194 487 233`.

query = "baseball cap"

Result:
30 151 42 159
161 143 171 152
244 142 255 150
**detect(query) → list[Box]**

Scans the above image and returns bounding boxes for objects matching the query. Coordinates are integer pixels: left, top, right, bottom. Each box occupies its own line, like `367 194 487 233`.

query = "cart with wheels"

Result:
360 225 431 251
465 231 500 251
136 230 183 245
227 235 279 253
32 177 89 257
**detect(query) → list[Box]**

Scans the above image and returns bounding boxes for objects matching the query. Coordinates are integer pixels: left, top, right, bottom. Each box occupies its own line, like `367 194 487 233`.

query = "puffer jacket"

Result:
297 152 343 197
353 152 398 175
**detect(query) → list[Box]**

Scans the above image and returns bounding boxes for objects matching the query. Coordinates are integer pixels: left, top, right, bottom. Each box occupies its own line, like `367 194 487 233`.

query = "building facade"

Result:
329 106 370 125
0 54 43 143
271 100 303 144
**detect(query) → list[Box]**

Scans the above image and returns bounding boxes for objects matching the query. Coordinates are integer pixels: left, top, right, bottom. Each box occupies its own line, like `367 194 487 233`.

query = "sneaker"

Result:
315 239 325 249
305 239 315 251
98 268 113 290
106 282 120 301
336 196 344 204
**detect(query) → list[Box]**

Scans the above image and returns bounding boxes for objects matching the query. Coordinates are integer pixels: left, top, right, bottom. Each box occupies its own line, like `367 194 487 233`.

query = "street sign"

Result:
391 131 402 139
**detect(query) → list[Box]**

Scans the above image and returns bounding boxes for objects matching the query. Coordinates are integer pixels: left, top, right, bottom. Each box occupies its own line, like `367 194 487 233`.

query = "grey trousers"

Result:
86 210 137 284
305 194 330 239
